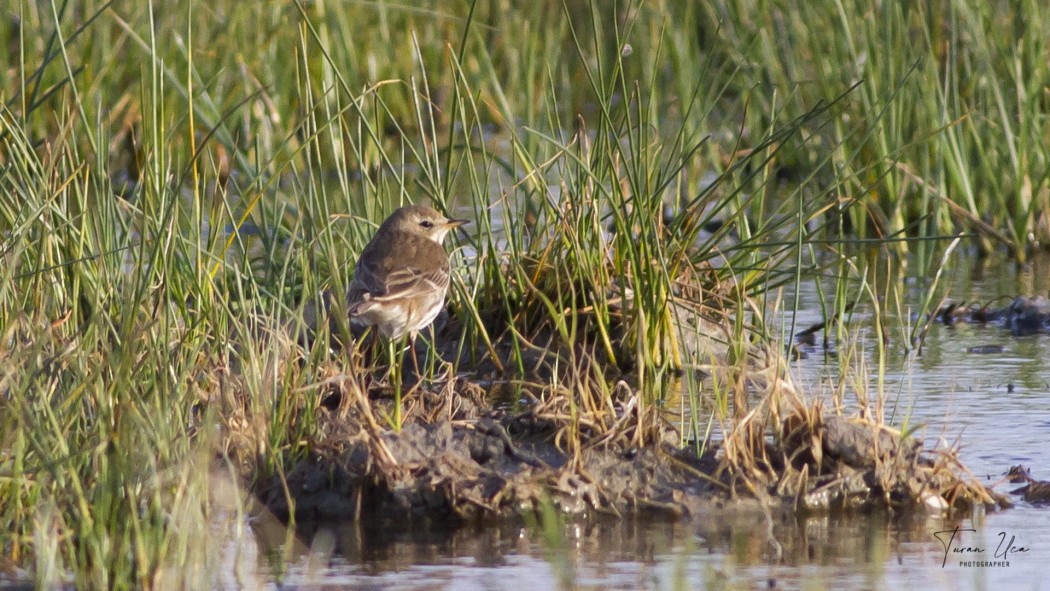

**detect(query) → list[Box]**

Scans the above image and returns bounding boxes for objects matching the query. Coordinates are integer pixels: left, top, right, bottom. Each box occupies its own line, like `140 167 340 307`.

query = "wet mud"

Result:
248 370 1009 528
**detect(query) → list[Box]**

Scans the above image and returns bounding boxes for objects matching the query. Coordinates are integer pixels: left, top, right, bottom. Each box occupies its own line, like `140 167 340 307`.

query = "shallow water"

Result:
243 250 1050 591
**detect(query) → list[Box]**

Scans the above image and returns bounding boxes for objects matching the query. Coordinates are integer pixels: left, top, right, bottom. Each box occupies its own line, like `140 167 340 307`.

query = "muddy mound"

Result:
250 372 1007 525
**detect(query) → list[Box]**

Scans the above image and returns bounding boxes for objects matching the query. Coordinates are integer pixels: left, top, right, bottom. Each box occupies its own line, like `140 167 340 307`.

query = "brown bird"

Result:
347 204 467 347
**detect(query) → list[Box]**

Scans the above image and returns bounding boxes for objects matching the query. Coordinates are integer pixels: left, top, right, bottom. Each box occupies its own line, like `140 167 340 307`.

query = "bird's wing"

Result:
349 242 449 303
350 254 390 297
370 263 449 302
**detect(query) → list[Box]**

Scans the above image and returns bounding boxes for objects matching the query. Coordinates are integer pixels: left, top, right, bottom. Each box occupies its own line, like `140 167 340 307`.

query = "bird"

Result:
346 204 467 353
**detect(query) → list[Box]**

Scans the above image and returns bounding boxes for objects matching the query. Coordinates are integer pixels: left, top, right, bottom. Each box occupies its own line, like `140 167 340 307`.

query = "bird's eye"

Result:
419 220 434 229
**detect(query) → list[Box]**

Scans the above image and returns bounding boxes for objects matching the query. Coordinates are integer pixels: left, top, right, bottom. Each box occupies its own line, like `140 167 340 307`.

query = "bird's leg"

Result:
389 337 403 432
408 332 423 385
355 329 382 393
362 329 391 386
425 324 448 378
363 327 380 388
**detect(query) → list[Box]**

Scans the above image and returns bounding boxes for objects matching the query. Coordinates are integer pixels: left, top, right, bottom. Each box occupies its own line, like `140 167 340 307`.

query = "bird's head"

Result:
385 204 468 244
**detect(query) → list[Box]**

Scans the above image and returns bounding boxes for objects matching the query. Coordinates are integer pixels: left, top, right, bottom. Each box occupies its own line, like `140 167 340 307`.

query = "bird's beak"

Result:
446 218 469 228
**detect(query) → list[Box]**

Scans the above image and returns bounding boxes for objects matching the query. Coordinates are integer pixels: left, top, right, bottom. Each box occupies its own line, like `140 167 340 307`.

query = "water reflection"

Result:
242 508 1017 590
